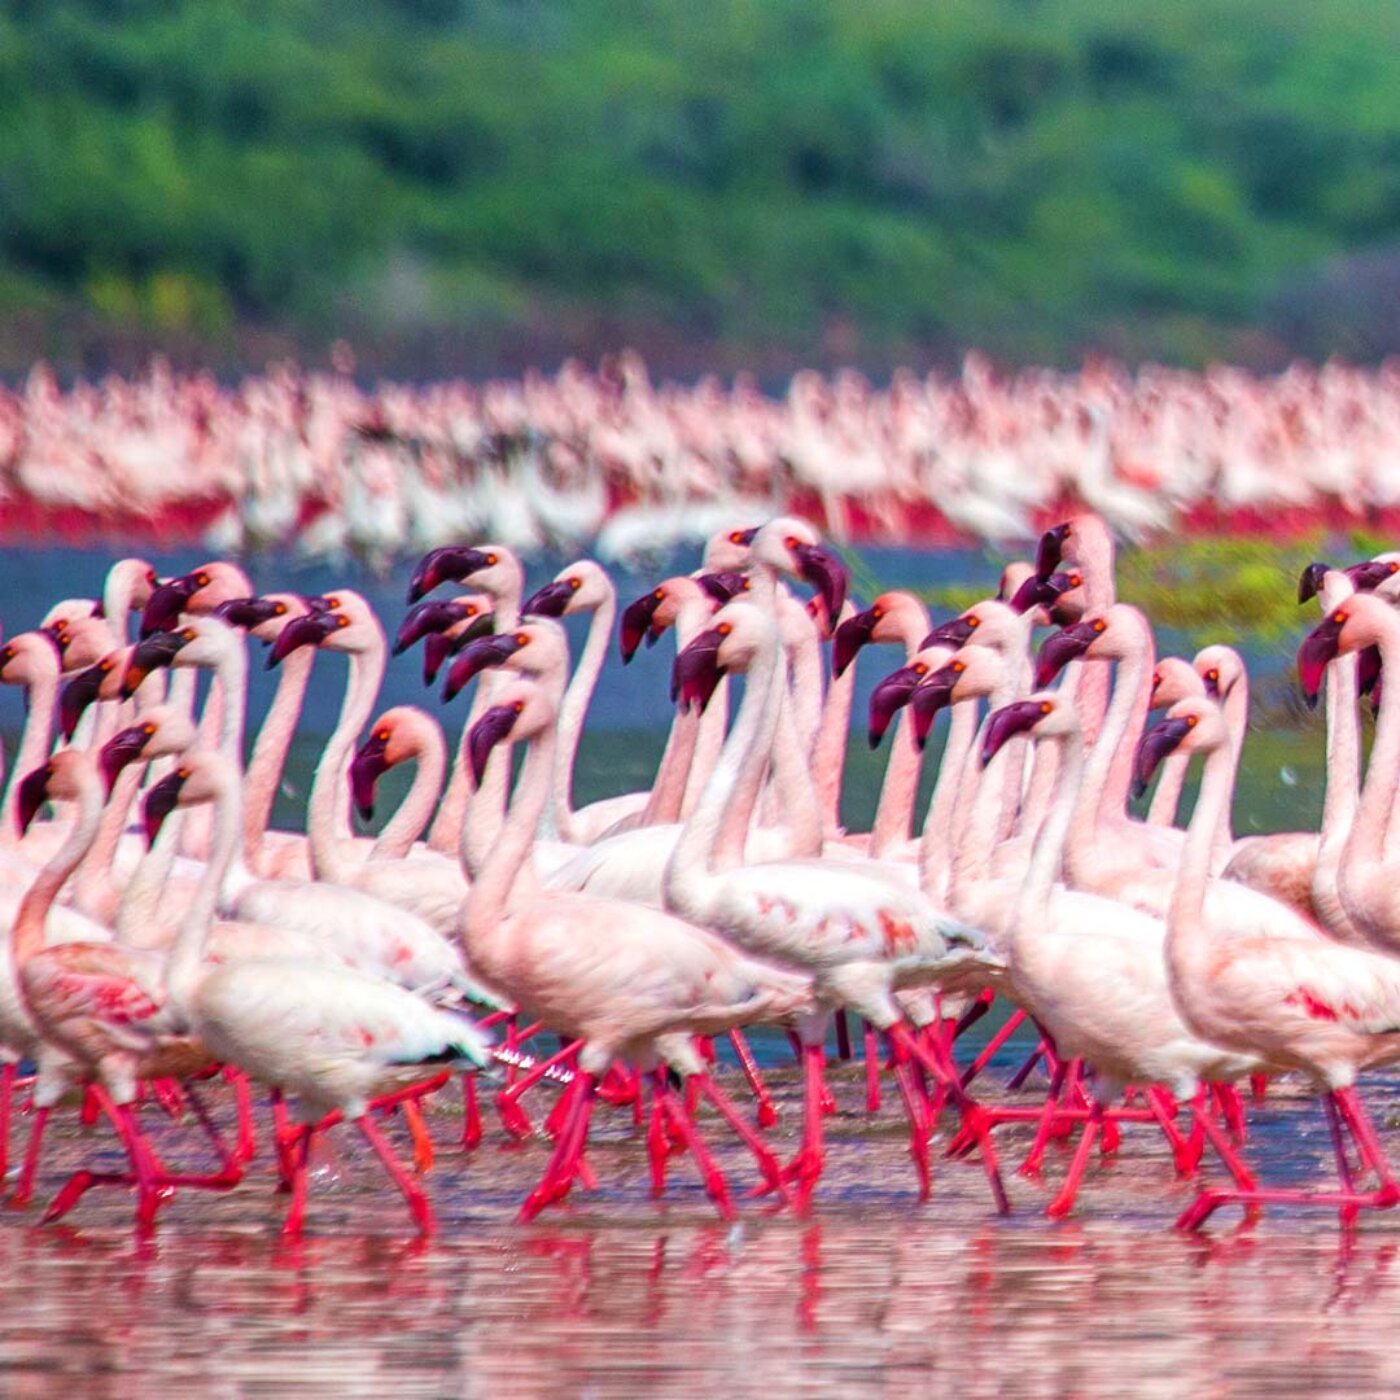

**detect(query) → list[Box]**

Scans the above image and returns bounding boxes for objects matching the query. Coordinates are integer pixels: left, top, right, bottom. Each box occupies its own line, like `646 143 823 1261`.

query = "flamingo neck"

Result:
374 726 447 859
71 764 142 922
760 684 822 860
810 633 855 835
1013 731 1084 938
1347 617 1400 871
682 674 729 818
13 780 104 966
1215 674 1247 858
666 624 783 917
1321 654 1360 840
0 663 58 846
167 776 242 1016
243 646 313 869
1146 752 1189 826
920 697 977 902
1167 742 1233 984
308 632 384 883
552 590 614 843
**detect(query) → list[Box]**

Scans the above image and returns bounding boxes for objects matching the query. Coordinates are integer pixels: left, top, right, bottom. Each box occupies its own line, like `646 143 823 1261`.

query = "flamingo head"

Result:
1150 657 1204 711
1194 645 1245 702
467 681 555 785
751 519 848 629
121 628 194 697
442 619 567 703
350 708 427 820
1008 569 1084 624
99 705 198 794
142 751 236 846
1296 592 1395 707
141 561 252 637
407 543 519 604
702 526 759 573
671 600 774 712
58 649 126 740
52 616 118 672
1033 603 1145 687
522 560 611 620
909 644 1008 748
696 571 749 605
1297 561 1331 605
1347 555 1400 601
0 631 60 690
867 645 951 748
1133 697 1227 797
833 592 922 678
1034 522 1072 579
102 559 159 616
981 692 1078 768
18 750 94 836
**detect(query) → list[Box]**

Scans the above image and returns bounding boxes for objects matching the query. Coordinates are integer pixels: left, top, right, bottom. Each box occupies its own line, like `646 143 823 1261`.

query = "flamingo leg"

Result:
281 1125 314 1238
1017 1058 1070 1178
356 1113 435 1236
1324 1095 1360 1229
785 1043 828 1215
496 1039 583 1139
1046 1104 1102 1218
401 1098 434 1175
1145 1086 1200 1176
889 1046 932 1202
0 1063 13 1183
645 1074 670 1197
694 1073 788 1202
9 1105 50 1208
1332 1087 1400 1203
225 1067 256 1165
959 1010 1026 1090
518 1071 598 1223
727 1029 777 1128
655 1074 735 1220
460 1073 482 1150
863 1022 882 1114
181 1084 245 1187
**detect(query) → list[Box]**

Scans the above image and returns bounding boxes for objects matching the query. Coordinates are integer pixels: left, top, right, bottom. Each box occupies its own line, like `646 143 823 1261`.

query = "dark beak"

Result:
1034 620 1101 688
1296 615 1344 709
17 764 52 836
1035 523 1071 580
1009 570 1080 617
1133 716 1194 799
142 769 188 846
620 590 666 662
59 663 110 741
442 633 526 702
1346 559 1400 593
981 701 1049 767
396 599 471 655
833 607 879 679
1359 644 1382 699
672 627 724 712
920 616 976 650
792 543 848 630
140 574 198 638
100 724 153 796
468 704 520 785
521 579 575 619
910 664 959 749
423 614 493 685
695 571 748 604
1297 562 1330 605
213 596 284 631
268 610 340 669
406 546 493 603
349 732 390 821
867 665 922 747
121 631 190 698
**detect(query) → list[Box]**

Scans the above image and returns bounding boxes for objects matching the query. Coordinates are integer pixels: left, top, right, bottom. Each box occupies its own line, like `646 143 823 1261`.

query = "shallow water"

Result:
0 544 1378 1395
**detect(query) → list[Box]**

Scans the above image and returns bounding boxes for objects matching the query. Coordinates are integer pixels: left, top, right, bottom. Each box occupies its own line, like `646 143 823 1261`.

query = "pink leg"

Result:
656 1078 736 1220
9 1105 50 1208
1146 1086 1200 1176
356 1113 435 1236
225 1067 256 1165
460 1074 482 1150
281 1125 314 1237
0 1063 14 1183
695 1073 788 1201
1333 1087 1400 1202
1249 1073 1269 1105
786 1043 828 1215
959 1010 1026 1090
646 1073 670 1197
1017 1059 1070 1179
863 1022 882 1114
79 1085 100 1128
1324 1094 1360 1229
497 1039 583 1138
889 1045 932 1202
1047 1104 1102 1218
727 1029 777 1128
518 1072 598 1223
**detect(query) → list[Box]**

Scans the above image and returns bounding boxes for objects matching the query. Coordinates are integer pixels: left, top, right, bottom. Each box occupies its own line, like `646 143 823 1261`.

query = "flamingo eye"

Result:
375 728 389 742
952 661 965 673
653 588 664 600
872 606 883 619
729 531 745 545
966 615 979 628
1207 669 1218 681
569 578 581 590
913 663 927 675
181 628 196 642
485 554 498 566
1332 610 1347 624
100 659 113 672
194 573 209 588
784 536 799 550
1092 619 1107 633
0 646 11 662
274 603 286 616
176 767 191 780
512 700 524 713
324 596 340 610
717 623 732 637
1069 572 1082 586
1186 715 1198 728
145 568 157 584
1040 701 1053 715
336 615 350 629
515 632 529 646
142 723 155 735
1151 672 1161 690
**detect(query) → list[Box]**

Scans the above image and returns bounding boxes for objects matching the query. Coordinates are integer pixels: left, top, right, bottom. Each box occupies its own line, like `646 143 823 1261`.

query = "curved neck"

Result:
1013 732 1085 937
1346 620 1400 871
14 782 104 965
552 593 614 843
71 764 142 920
1215 676 1247 856
1146 752 1189 826
767 685 822 859
243 647 313 868
682 676 728 818
920 698 977 901
308 634 384 882
949 707 1005 903
666 628 784 918
374 727 447 858
810 649 855 836
1322 654 1360 840
167 777 242 1014
1167 742 1232 983
1 664 58 846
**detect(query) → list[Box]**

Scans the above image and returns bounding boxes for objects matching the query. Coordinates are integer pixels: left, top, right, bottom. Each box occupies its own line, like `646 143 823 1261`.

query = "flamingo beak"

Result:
1009 570 1080 618
867 665 922 748
349 733 391 822
920 615 976 649
423 614 493 685
468 704 521 785
620 591 665 663
672 627 724 712
442 633 526 702
520 579 575 619
833 608 879 679
100 724 154 796
1297 562 1330 605
396 600 466 655
1035 522 1071 579
910 665 959 749
1034 620 1101 688
981 701 1048 768
695 571 748 604
1296 615 1344 709
213 596 283 631
1133 716 1194 799
268 609 340 669
406 546 493 603
17 764 52 837
142 769 188 846
120 631 190 698
791 544 848 631
140 574 198 638
1346 559 1400 593
58 662 110 741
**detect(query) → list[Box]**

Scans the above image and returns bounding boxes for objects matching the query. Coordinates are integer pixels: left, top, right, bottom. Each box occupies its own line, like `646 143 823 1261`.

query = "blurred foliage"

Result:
4 1 1400 368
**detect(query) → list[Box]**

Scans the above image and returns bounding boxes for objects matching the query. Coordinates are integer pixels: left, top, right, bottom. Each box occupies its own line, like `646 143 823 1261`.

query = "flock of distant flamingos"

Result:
0 506 1398 1239
7 354 1400 564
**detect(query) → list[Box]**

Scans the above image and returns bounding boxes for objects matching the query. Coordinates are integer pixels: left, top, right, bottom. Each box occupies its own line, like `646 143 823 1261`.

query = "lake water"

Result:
0 543 1372 1397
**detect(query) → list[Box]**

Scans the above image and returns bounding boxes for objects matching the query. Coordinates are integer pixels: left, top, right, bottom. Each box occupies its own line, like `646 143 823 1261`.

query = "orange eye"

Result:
181 628 196 641
872 606 883 619
729 531 745 544
1092 619 1106 633
0 647 11 662
274 603 286 616
1040 701 1052 714
1069 572 1082 586
1186 715 1198 728
100 659 113 672
966 615 979 628
952 661 965 673
1207 669 1218 681
784 536 799 549
336 615 350 629
375 728 389 741
486 554 498 566
913 663 927 675
142 722 155 735
512 700 524 713
176 767 191 780
653 588 664 600
569 578 581 590
514 632 529 646
194 573 209 588
325 596 340 610
465 604 478 616
1333 610 1347 624
145 568 157 584
717 623 732 636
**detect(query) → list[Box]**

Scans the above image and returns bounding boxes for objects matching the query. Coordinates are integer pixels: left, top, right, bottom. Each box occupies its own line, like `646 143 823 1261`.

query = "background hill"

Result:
4 0 1400 377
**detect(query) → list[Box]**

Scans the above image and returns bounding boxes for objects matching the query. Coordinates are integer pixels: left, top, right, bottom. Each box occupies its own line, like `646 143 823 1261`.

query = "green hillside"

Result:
3 0 1400 373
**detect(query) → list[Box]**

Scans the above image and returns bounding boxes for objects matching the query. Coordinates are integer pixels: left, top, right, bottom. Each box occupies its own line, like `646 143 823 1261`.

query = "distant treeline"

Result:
4 0 1400 375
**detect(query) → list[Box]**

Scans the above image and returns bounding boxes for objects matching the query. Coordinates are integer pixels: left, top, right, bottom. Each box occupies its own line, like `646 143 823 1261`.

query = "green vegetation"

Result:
4 1 1400 372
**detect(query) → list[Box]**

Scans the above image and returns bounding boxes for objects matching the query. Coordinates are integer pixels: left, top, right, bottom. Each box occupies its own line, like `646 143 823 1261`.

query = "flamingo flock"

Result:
2 507 1400 1239
9 355 1400 565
